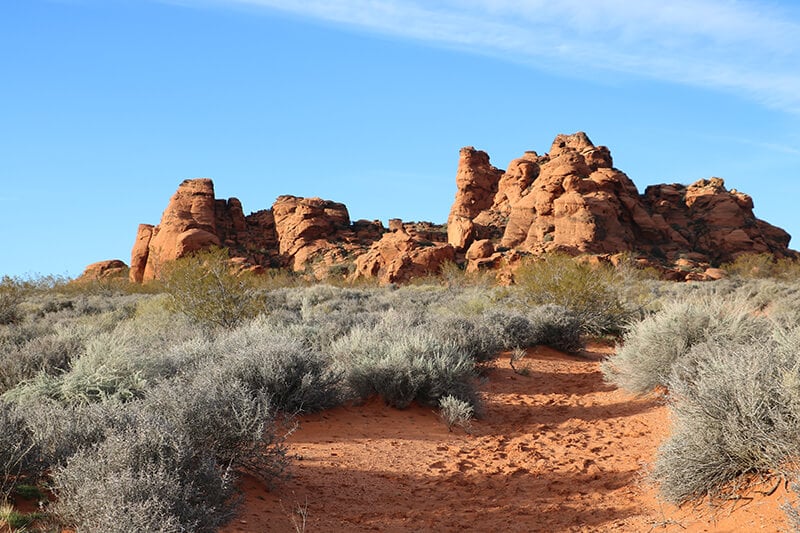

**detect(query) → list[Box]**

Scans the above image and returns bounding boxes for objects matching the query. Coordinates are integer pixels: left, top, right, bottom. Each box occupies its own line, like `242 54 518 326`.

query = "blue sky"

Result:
2 0 799 278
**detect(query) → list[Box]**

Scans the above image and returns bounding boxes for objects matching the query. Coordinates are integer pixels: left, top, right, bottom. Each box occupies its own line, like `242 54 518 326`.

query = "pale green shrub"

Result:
439 394 474 432
654 330 800 502
602 296 773 394
160 247 263 330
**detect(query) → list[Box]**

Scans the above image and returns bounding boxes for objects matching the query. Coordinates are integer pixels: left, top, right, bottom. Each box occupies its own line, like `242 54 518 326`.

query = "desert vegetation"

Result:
603 253 800 529
0 249 610 531
4 250 800 530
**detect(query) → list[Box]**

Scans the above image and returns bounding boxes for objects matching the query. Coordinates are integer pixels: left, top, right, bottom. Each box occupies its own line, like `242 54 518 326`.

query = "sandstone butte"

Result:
82 132 795 284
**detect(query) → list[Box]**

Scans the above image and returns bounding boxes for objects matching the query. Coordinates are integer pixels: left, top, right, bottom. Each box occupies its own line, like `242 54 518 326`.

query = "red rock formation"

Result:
352 229 456 284
135 178 221 282
129 224 154 283
447 147 504 250
272 196 351 271
642 178 791 263
117 133 794 285
77 259 128 282
129 180 391 282
449 132 794 271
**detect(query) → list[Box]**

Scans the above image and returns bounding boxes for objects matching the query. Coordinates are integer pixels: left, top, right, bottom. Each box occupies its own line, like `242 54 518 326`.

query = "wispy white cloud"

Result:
163 0 800 113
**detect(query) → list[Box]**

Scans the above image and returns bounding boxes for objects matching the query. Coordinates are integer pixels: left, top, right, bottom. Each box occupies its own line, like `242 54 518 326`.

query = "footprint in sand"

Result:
428 461 447 471
458 460 476 472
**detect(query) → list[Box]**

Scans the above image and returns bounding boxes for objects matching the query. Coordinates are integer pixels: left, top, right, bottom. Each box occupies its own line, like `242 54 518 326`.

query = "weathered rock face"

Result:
135 179 221 282
642 178 791 263
448 132 795 272
128 179 448 284
272 196 351 272
77 259 128 282
352 226 456 284
118 133 794 285
447 147 504 250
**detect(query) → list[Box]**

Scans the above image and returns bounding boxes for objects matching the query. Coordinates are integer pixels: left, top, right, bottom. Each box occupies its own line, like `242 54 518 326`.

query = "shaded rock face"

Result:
447 132 794 269
642 179 791 263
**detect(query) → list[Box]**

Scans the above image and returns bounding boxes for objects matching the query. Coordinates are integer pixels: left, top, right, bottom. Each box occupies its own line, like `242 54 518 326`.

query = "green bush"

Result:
160 247 263 330
513 254 641 335
723 253 800 280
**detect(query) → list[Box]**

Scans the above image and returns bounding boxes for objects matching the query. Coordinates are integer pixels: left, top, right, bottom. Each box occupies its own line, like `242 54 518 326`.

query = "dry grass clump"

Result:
604 276 800 521
602 295 772 394
653 333 800 502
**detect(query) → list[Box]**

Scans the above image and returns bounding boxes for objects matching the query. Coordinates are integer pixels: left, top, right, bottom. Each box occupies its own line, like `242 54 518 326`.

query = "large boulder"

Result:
352 230 456 284
642 178 792 263
131 178 221 282
77 260 128 282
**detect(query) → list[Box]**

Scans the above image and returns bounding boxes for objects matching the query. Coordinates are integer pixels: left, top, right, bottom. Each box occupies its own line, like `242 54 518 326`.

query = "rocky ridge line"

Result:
83 132 795 284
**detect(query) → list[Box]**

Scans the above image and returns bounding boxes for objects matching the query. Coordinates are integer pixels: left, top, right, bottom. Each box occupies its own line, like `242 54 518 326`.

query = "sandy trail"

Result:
222 345 788 532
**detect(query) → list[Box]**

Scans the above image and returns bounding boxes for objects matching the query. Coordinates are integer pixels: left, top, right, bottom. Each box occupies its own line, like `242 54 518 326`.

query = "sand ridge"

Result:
223 345 788 532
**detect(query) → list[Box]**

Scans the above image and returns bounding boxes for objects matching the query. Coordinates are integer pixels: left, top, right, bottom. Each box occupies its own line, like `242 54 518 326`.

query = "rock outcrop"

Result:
76 259 129 282
119 132 794 285
447 147 504 250
130 180 397 283
352 223 455 284
447 132 794 276
134 179 221 281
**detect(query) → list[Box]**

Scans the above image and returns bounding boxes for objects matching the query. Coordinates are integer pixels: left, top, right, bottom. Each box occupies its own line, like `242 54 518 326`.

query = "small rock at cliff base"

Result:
77 260 129 282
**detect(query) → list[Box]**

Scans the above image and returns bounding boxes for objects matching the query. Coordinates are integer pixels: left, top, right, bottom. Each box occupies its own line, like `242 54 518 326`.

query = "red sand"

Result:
222 345 789 532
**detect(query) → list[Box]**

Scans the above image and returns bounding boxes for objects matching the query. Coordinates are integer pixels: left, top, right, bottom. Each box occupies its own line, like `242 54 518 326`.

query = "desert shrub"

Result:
723 253 800 280
512 254 640 335
653 332 800 503
0 401 38 500
160 247 263 330
5 309 198 406
140 375 288 485
428 316 503 363
484 305 583 354
602 296 773 394
0 333 82 394
0 275 72 325
15 400 127 471
193 320 344 414
0 276 26 325
334 321 479 409
439 394 474 432
784 482 800 532
52 412 237 533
